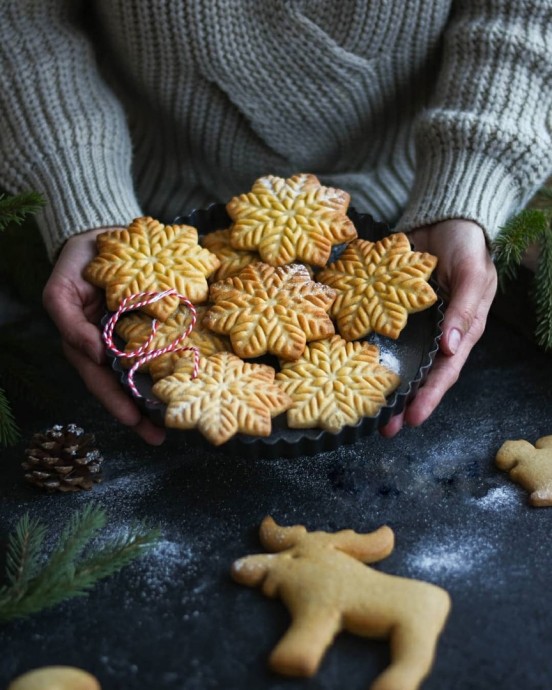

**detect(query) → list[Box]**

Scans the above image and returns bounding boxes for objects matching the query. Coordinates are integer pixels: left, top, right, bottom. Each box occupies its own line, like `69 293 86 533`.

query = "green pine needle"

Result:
29 503 107 600
67 527 161 592
0 192 45 232
533 225 552 350
0 387 20 447
493 209 549 289
0 505 161 623
493 187 552 350
5 515 46 597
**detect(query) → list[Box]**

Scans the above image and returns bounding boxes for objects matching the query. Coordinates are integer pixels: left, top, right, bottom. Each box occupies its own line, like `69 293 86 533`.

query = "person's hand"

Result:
42 228 166 445
380 219 497 437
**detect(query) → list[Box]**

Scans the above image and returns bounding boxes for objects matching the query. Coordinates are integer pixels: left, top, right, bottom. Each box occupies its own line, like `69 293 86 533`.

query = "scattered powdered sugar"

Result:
137 539 194 595
105 532 196 607
473 485 519 511
405 533 495 580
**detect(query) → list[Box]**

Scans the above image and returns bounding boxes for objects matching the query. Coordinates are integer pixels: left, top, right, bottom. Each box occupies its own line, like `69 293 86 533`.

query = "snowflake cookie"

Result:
275 334 400 432
203 262 336 361
317 233 438 340
152 352 292 445
201 227 260 282
84 216 220 321
115 304 231 379
227 173 357 267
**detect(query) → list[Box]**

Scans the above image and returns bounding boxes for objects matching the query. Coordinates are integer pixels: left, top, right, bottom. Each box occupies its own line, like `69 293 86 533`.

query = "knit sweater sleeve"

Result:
0 1 143 261
396 0 552 241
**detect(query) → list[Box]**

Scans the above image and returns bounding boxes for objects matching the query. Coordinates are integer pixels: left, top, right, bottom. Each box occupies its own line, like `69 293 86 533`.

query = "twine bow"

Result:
102 289 200 402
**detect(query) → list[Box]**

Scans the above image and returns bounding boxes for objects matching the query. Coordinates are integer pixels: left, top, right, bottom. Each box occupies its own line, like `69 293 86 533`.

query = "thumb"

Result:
439 276 489 357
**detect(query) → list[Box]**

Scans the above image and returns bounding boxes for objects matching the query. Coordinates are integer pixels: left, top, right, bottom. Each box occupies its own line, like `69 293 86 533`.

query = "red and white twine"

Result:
102 289 200 402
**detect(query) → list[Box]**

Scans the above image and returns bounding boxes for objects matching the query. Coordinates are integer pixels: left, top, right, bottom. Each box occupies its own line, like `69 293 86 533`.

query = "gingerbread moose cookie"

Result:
496 435 552 506
231 516 450 690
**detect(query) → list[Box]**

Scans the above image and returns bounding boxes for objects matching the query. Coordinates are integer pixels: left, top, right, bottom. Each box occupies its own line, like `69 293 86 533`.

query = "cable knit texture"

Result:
0 0 551 261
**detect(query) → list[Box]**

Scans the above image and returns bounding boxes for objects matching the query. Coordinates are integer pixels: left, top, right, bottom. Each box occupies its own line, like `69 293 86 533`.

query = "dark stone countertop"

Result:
1 296 551 690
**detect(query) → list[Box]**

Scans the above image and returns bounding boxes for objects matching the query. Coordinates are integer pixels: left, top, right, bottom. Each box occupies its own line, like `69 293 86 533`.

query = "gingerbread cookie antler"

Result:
496 435 552 506
231 516 450 690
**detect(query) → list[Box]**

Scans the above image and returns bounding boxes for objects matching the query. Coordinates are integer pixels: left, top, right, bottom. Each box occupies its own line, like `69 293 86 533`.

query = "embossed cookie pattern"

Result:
115 305 231 380
204 262 336 361
275 335 400 432
227 174 357 267
201 228 260 282
152 352 292 445
84 216 220 321
317 233 437 340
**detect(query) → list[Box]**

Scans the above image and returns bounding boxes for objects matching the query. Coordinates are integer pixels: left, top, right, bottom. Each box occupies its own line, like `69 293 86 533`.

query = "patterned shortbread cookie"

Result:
201 228 260 281
317 233 437 340
227 174 357 267
203 262 336 361
275 335 400 432
151 351 292 445
84 216 220 321
115 305 231 380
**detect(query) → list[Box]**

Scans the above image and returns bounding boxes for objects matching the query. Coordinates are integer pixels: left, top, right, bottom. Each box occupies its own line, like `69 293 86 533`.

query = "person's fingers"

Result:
379 409 404 438
438 260 496 357
404 291 492 427
63 342 166 445
43 227 116 362
44 279 105 363
403 350 464 427
131 416 166 446
377 220 498 435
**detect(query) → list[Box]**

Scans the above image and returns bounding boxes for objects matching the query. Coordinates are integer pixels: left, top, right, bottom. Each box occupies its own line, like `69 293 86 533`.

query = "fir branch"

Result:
493 209 549 289
28 503 108 600
0 387 20 447
4 515 46 599
533 224 552 350
66 526 161 592
0 505 160 623
0 192 45 232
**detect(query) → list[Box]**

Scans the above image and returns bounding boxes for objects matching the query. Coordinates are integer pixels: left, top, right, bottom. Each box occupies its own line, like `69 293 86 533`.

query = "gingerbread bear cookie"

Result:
231 516 450 690
495 435 552 506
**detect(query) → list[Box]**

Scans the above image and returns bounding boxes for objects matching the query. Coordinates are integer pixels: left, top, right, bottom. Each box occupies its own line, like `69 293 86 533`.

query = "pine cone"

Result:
23 423 103 492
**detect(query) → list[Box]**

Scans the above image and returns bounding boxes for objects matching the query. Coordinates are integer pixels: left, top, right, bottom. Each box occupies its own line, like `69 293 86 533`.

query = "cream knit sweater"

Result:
0 0 551 261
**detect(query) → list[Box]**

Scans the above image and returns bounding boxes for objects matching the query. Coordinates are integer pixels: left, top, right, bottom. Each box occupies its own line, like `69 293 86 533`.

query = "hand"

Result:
42 228 166 445
379 219 497 437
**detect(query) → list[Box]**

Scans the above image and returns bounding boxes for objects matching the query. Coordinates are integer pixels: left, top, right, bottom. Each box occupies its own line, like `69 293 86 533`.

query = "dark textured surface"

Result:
1 306 552 690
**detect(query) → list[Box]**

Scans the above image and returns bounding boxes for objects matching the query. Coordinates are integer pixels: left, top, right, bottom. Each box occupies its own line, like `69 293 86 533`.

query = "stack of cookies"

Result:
84 174 438 446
